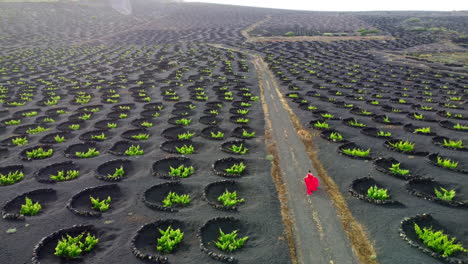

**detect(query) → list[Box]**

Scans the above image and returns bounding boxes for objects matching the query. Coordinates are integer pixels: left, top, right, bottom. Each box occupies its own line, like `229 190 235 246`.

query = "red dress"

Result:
304 173 319 195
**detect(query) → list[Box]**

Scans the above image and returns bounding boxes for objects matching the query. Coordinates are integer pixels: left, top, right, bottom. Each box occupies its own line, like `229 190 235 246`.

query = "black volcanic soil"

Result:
260 40 468 264
1 1 468 264
0 16 289 263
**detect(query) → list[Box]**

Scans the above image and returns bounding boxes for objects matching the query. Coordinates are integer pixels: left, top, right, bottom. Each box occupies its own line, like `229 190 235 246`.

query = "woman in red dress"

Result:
304 170 319 195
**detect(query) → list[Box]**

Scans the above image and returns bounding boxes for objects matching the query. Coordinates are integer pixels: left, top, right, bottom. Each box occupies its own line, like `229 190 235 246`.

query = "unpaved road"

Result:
210 43 361 264
251 56 360 264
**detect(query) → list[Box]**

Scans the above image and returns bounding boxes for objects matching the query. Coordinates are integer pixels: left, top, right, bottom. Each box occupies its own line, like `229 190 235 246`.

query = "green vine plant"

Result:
50 170 80 181
341 148 370 157
211 131 224 139
178 132 195 140
348 119 366 127
75 148 100 158
442 139 464 149
131 133 149 140
453 123 468 130
377 131 392 137
389 163 409 176
140 121 154 128
169 165 194 178
162 192 191 207
107 166 125 178
124 145 144 156
26 147 53 159
434 187 456 201
54 232 99 259
314 121 330 129
20 197 42 216
26 126 50 134
367 186 389 200
413 113 424 120
91 133 107 140
225 162 246 174
5 119 21 126
156 226 184 253
12 137 28 146
414 127 431 134
414 223 467 257
175 145 194 155
214 229 248 252
175 118 191 126
54 135 66 143
68 124 81 130
388 140 415 152
107 123 117 129
228 144 248 155
329 132 343 142
436 156 458 169
90 196 111 212
217 189 245 207
0 170 24 186
242 129 255 138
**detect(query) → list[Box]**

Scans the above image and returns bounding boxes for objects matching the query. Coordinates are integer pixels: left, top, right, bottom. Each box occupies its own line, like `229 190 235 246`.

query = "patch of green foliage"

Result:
54 232 98 259
175 145 194 155
414 223 467 257
12 137 28 146
169 165 194 178
0 170 24 185
162 192 191 207
26 147 53 159
389 163 409 176
26 126 50 134
156 226 184 253
242 129 255 138
434 187 456 201
211 131 224 138
177 132 194 140
225 162 246 174
75 148 99 158
107 166 125 178
68 124 80 130
175 118 191 126
140 121 153 127
377 131 392 137
236 118 249 123
217 189 245 207
367 185 389 200
124 145 143 156
50 170 79 181
414 127 431 133
314 121 330 129
453 123 468 130
348 119 366 127
20 197 41 216
91 133 107 140
54 135 66 143
436 156 458 169
388 140 415 152
329 132 343 141
107 123 117 129
228 144 248 155
131 133 149 140
5 119 21 126
214 229 248 252
90 196 111 212
443 139 464 149
342 148 370 157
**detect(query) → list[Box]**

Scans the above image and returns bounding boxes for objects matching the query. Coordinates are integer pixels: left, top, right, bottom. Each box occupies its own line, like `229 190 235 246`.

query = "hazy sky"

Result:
184 0 468 11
